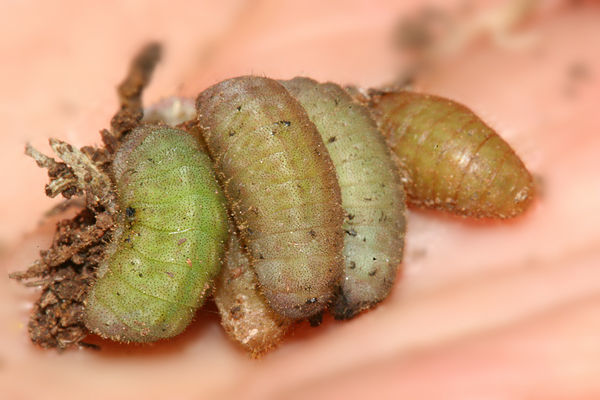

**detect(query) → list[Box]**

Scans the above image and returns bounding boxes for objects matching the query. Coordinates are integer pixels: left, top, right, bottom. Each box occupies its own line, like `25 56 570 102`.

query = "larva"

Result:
84 125 229 342
280 78 407 319
369 91 535 218
214 233 292 357
196 76 344 320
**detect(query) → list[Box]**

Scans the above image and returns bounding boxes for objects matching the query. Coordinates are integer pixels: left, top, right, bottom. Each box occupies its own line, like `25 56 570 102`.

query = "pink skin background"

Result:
1 0 599 399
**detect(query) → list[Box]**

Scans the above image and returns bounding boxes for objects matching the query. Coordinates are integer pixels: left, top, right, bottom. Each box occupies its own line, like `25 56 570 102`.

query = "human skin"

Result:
2 1 600 399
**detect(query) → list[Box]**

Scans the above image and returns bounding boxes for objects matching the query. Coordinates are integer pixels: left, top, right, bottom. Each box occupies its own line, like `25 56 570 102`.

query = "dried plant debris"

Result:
10 210 110 349
108 42 162 144
10 43 163 349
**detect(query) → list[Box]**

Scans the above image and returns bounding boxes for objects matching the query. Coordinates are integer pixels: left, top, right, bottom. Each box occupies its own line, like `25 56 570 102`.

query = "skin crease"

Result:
1 1 600 399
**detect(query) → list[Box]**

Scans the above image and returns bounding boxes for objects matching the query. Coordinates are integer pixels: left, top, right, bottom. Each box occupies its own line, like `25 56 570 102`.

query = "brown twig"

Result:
107 42 162 147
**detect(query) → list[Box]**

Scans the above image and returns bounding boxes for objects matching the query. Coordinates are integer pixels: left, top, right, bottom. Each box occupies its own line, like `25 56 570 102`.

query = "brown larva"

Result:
368 90 535 218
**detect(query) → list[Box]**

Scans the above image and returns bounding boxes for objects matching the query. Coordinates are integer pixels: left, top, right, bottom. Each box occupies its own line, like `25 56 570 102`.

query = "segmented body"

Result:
197 76 344 319
369 91 535 218
84 126 229 342
281 78 406 319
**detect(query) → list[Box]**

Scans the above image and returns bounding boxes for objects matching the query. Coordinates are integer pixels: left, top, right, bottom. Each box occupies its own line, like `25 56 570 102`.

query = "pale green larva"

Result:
196 76 344 320
281 78 407 319
84 125 229 342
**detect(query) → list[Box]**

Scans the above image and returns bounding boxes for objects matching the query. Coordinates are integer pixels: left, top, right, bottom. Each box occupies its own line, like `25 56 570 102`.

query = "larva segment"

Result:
370 91 535 218
196 76 344 319
84 126 229 342
281 78 406 319
214 234 292 357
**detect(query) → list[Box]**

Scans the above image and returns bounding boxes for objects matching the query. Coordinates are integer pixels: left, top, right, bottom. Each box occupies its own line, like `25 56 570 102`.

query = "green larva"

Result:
84 125 229 342
214 233 292 357
196 76 344 320
369 90 535 218
280 77 406 319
